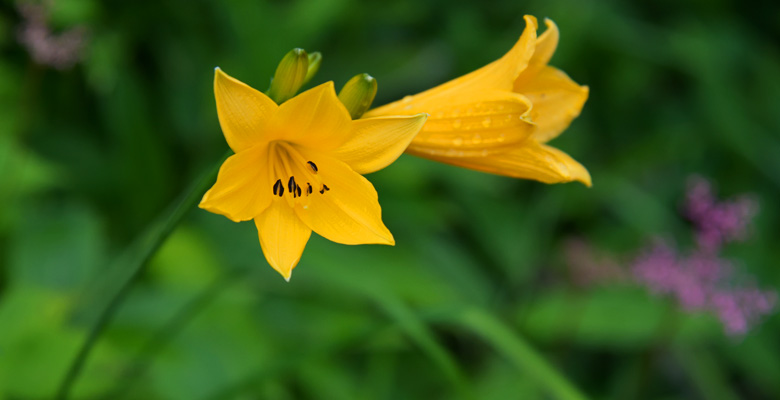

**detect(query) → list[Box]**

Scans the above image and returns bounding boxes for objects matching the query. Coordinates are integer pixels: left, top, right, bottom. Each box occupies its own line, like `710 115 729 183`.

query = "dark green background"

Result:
1 0 779 398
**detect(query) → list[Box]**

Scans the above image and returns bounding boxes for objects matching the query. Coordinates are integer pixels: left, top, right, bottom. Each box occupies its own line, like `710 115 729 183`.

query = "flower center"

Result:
269 141 330 207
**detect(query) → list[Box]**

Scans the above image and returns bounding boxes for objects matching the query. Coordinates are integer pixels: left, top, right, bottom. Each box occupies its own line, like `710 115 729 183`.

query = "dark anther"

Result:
273 179 284 197
323 184 330 192
306 183 313 195
307 161 318 173
288 176 296 194
296 184 302 197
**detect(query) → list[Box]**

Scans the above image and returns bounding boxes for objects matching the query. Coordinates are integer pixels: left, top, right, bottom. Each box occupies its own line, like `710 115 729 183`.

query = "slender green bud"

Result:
302 52 322 86
338 73 378 119
266 48 309 104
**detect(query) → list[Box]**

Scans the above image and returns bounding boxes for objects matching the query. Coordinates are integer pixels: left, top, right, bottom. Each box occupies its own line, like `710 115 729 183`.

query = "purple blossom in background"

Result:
632 241 776 336
17 1 87 70
685 177 758 253
568 177 776 337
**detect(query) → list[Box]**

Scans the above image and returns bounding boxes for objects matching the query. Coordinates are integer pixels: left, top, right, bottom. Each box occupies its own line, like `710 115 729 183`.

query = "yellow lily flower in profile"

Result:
200 68 427 280
365 15 591 186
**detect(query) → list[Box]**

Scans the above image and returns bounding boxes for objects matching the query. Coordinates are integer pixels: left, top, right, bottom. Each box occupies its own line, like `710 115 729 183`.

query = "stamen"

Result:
273 179 284 197
288 176 296 194
273 142 329 202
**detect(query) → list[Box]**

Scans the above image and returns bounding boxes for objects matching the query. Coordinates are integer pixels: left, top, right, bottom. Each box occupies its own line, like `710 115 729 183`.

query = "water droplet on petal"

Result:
452 119 462 129
482 117 491 128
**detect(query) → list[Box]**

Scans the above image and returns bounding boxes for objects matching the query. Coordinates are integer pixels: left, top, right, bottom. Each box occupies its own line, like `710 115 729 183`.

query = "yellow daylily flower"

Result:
201 68 427 280
365 15 591 186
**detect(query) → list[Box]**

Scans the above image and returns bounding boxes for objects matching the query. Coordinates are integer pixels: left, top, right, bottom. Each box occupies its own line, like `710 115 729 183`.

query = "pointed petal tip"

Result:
273 264 295 282
277 264 294 281
523 14 539 30
198 202 249 223
567 162 592 187
321 80 336 92
410 112 429 127
213 67 227 82
577 171 593 188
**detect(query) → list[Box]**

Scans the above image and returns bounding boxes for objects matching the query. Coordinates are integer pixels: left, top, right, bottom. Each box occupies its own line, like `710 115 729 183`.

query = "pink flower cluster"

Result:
17 1 87 70
633 241 776 336
685 177 758 253
566 177 776 337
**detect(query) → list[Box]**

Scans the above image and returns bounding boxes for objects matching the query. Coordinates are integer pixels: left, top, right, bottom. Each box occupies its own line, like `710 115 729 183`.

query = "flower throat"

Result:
270 141 330 203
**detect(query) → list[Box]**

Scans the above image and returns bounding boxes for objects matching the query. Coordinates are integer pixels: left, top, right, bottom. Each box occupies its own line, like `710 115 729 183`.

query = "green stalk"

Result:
108 270 245 399
55 150 230 400
449 307 588 400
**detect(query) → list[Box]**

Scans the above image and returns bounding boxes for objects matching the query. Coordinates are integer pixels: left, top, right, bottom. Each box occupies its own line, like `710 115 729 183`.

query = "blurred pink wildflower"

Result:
17 1 87 70
632 241 776 336
684 176 758 253
567 177 776 337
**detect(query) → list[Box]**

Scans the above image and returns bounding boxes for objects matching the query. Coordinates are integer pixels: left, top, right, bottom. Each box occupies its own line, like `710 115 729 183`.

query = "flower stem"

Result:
448 307 589 400
107 269 246 399
55 150 230 400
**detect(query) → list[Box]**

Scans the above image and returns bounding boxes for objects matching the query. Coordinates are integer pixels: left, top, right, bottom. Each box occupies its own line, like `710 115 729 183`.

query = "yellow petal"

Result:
407 140 591 186
214 68 278 152
365 15 538 118
407 91 535 156
270 82 352 150
255 201 312 281
515 66 589 143
293 147 394 245
199 144 273 222
530 18 560 67
332 114 427 174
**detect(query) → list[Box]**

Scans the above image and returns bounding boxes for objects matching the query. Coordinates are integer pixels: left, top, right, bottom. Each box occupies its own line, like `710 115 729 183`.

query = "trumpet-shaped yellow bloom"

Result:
201 68 427 280
365 15 591 186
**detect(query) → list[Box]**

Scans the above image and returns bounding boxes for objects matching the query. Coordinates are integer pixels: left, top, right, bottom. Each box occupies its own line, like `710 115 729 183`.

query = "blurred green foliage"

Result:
1 0 780 399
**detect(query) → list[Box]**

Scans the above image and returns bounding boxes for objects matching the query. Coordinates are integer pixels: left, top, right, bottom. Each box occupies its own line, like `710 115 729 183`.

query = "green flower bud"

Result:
338 73 378 119
266 48 309 104
303 52 322 86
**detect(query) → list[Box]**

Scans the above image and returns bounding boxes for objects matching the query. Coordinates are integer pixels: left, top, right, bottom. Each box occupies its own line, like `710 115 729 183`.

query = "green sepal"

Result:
266 48 309 104
302 52 322 86
338 73 378 119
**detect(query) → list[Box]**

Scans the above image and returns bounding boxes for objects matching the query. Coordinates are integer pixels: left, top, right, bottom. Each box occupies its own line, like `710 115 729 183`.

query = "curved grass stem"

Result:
55 150 229 400
449 307 588 400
